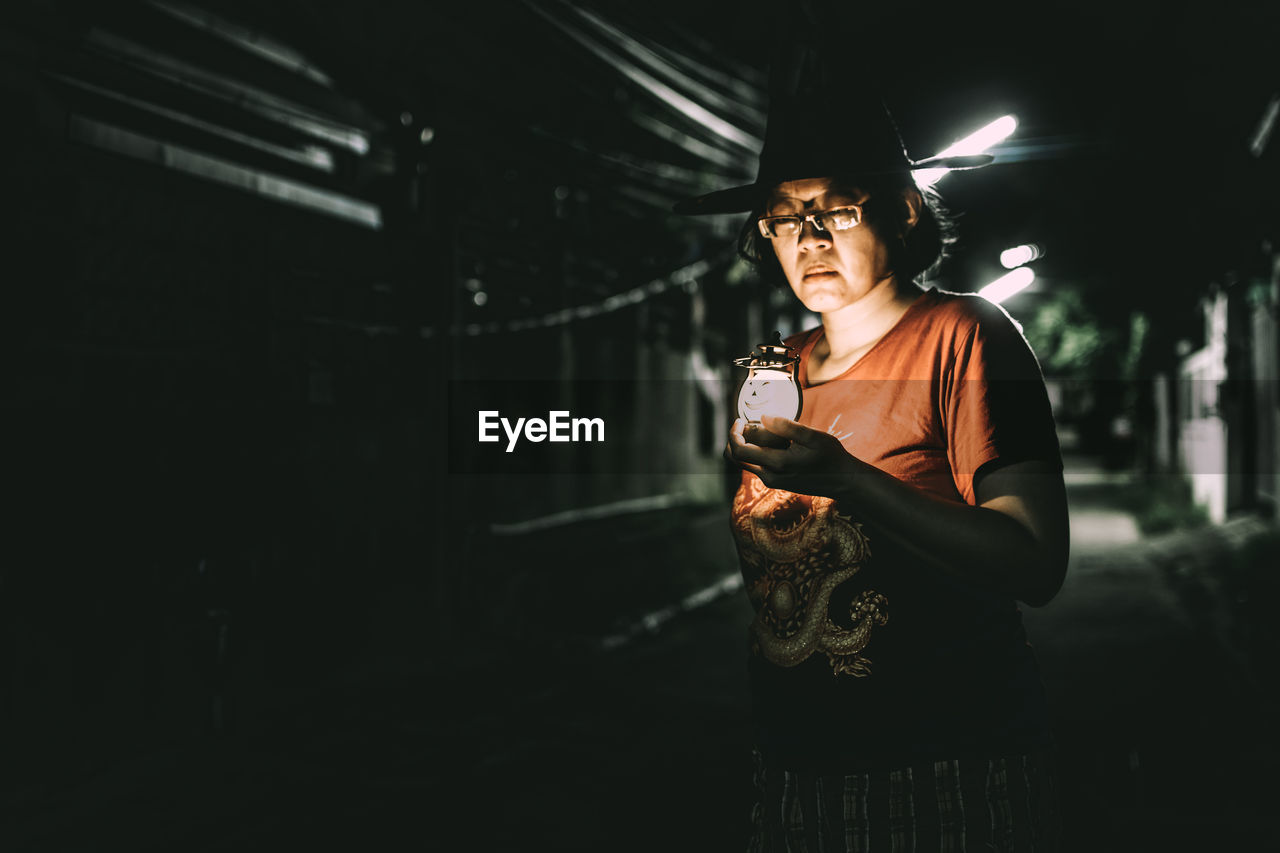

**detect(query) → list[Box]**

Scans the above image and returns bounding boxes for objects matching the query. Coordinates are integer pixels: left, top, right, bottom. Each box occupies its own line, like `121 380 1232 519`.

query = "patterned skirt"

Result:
746 747 1062 852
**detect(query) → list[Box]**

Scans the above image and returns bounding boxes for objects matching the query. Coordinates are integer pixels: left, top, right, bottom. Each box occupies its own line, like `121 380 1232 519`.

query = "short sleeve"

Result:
944 301 1062 504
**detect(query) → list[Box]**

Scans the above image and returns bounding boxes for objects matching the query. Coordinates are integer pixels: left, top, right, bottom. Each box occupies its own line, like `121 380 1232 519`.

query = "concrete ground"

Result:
1026 465 1278 851
5 461 1278 852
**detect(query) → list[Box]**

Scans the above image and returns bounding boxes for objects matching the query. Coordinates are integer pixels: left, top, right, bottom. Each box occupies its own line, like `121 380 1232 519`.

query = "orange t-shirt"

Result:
789 285 1060 503
732 287 1061 770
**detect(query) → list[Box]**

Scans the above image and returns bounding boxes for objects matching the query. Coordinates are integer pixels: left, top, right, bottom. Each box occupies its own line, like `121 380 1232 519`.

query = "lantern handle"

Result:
733 331 799 368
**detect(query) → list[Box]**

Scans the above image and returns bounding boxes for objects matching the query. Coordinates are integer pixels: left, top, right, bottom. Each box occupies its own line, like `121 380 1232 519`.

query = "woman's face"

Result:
764 177 897 314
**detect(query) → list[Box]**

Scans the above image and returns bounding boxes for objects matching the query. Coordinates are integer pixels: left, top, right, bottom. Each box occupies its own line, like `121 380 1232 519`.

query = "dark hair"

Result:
736 173 956 287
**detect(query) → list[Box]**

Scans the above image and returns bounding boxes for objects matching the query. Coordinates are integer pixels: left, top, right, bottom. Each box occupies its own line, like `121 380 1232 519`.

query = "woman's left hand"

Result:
727 415 862 496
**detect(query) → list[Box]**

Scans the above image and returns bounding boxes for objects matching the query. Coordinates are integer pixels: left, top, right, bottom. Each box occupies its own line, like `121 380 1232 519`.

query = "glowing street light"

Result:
915 115 1017 188
1000 243 1044 269
978 267 1035 304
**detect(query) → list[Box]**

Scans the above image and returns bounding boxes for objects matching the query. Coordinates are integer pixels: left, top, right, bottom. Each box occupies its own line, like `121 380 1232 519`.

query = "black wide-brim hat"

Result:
673 89 992 215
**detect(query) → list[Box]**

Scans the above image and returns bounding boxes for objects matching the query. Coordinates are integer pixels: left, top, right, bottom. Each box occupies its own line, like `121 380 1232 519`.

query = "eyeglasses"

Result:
756 203 866 239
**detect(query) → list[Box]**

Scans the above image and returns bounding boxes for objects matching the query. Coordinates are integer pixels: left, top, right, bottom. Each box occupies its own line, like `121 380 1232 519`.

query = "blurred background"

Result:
2 1 1278 850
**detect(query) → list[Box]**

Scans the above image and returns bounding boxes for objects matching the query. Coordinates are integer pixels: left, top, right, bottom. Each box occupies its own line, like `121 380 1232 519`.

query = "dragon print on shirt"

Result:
732 474 888 677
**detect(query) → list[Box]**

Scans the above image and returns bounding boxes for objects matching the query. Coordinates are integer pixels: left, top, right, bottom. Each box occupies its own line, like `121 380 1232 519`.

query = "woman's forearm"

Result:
829 456 1062 605
729 417 1068 605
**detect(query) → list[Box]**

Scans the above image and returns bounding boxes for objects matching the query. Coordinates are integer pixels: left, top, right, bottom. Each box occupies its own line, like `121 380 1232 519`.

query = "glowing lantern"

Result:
733 332 803 424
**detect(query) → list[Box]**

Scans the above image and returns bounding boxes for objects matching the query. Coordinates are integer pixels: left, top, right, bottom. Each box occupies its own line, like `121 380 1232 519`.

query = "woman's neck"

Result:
818 278 920 360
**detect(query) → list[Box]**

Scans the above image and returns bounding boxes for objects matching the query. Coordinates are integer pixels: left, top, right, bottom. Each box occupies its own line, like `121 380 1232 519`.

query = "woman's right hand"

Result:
723 419 790 463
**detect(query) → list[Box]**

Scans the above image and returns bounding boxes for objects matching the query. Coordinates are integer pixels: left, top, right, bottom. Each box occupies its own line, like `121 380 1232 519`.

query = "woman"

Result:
676 86 1068 851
